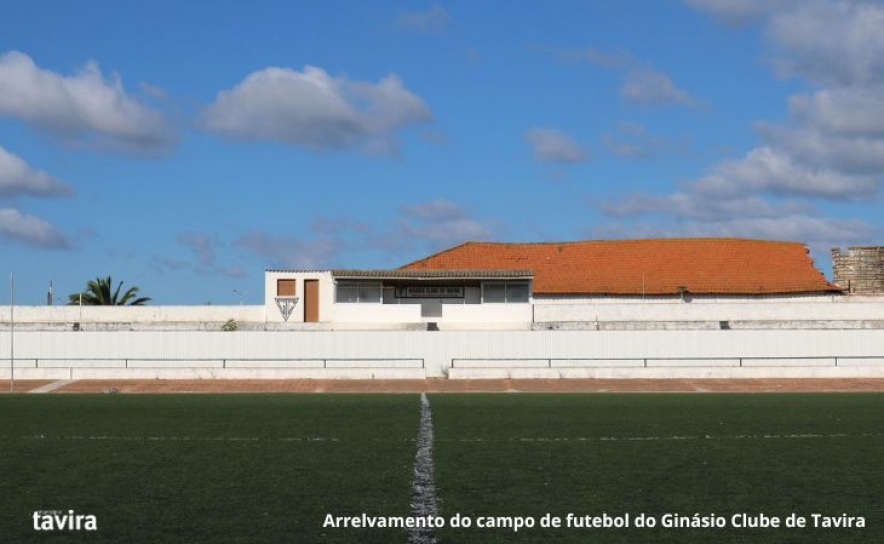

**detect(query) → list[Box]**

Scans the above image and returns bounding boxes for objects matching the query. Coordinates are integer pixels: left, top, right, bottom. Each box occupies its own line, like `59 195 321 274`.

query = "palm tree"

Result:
68 276 151 305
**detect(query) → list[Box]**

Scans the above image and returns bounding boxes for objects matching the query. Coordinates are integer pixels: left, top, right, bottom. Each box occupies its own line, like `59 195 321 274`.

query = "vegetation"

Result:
68 276 150 305
221 318 238 331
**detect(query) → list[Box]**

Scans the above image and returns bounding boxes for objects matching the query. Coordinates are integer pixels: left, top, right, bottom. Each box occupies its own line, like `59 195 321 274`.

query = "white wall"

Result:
0 305 262 328
534 299 884 323
440 303 532 323
264 270 334 324
5 294 883 329
331 304 423 323
3 329 884 379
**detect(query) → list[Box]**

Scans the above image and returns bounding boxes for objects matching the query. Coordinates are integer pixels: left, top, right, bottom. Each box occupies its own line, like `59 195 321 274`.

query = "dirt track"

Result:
0 380 54 393
10 378 884 394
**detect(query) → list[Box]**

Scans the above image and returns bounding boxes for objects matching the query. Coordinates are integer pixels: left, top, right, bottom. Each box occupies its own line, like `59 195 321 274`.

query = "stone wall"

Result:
832 246 884 294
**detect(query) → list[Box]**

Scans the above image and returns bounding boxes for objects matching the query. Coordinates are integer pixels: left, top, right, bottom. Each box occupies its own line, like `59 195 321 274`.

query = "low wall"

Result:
533 299 884 323
448 366 884 379
2 329 884 379
0 305 264 330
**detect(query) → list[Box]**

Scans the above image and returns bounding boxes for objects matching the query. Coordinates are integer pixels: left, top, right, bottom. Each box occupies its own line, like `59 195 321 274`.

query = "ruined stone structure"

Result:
832 246 884 294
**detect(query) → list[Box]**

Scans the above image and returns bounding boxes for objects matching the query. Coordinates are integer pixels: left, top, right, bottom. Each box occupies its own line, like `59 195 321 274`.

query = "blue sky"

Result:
2 0 882 304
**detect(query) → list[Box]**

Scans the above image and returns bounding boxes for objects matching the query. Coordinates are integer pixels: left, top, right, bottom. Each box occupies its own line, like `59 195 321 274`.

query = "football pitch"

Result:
1 393 882 543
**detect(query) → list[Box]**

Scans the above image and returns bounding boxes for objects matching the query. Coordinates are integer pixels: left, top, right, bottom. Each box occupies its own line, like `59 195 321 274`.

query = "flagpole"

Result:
9 273 14 392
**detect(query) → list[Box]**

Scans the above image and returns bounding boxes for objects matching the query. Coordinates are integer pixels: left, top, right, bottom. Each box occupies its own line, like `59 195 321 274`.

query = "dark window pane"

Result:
483 283 506 303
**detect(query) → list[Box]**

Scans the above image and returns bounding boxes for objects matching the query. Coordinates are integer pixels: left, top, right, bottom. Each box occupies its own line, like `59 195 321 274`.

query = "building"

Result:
264 238 841 327
6 237 884 381
832 246 884 295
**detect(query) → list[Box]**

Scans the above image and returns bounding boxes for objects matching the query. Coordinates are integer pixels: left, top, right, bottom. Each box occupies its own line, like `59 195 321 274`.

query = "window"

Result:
277 279 296 296
506 282 529 302
358 283 381 303
336 283 358 303
483 283 506 303
336 281 381 303
483 282 530 303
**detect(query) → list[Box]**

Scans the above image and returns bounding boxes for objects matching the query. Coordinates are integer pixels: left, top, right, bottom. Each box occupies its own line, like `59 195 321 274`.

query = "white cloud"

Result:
674 214 875 244
593 214 876 263
621 68 696 107
397 199 493 245
233 230 343 269
603 191 810 221
524 128 588 163
139 82 169 101
767 0 884 85
760 124 884 175
600 1 884 257
536 45 696 109
692 147 877 199
0 51 176 155
232 199 500 268
401 199 467 221
0 146 72 197
153 232 247 277
397 5 452 33
0 207 70 249
601 121 689 158
177 232 216 267
218 265 247 279
203 65 432 155
788 86 884 138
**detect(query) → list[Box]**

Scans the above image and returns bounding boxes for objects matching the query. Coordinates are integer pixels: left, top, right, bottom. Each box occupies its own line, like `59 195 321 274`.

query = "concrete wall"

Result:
0 305 262 330
264 270 334 324
2 329 884 379
533 297 884 323
4 295 884 330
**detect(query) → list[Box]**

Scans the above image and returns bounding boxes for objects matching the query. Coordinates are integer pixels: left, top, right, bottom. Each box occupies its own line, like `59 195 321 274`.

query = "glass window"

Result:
336 283 358 303
336 282 381 303
483 283 506 303
358 283 381 303
483 282 530 303
506 283 530 302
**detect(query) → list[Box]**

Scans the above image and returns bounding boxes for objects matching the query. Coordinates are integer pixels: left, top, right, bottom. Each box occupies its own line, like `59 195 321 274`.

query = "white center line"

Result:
408 392 438 544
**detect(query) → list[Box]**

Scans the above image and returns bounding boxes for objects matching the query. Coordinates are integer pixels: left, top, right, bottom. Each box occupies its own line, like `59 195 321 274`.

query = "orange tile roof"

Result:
401 238 839 295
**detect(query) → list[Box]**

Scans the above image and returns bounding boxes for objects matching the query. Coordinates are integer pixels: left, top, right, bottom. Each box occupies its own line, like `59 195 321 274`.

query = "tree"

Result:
68 276 151 306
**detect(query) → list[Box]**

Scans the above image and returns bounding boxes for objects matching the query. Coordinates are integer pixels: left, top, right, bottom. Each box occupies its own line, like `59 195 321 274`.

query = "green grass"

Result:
2 393 883 543
430 393 884 543
0 395 419 543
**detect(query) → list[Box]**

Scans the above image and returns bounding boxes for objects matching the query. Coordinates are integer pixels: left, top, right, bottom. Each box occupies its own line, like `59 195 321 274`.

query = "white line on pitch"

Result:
437 432 884 443
20 435 340 442
28 380 76 394
408 392 439 544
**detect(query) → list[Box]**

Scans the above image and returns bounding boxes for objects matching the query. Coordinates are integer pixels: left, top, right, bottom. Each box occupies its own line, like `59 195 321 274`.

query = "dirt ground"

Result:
0 380 54 393
4 378 880 394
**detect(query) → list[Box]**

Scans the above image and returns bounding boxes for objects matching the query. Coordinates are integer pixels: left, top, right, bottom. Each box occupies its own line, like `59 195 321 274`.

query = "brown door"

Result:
304 280 319 322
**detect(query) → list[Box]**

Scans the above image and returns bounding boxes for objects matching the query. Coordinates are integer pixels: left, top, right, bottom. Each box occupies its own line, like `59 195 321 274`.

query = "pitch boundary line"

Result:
19 435 340 442
441 432 884 443
17 431 884 444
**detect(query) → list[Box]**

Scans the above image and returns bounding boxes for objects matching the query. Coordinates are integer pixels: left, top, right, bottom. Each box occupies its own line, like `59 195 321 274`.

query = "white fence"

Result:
3 329 884 379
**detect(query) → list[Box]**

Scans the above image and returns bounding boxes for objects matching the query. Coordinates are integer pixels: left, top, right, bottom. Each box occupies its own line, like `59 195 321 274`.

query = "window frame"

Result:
482 281 531 303
335 281 382 304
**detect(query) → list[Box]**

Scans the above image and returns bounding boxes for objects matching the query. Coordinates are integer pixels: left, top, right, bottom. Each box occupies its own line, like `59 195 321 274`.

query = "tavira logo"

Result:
32 510 98 531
